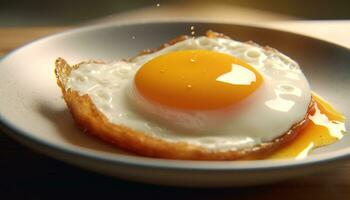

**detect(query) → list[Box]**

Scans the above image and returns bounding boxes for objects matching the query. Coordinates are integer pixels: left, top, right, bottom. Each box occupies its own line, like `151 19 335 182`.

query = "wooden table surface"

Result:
1 21 350 199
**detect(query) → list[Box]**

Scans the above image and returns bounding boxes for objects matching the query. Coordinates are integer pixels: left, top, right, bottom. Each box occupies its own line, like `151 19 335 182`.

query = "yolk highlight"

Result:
135 50 263 110
268 93 346 160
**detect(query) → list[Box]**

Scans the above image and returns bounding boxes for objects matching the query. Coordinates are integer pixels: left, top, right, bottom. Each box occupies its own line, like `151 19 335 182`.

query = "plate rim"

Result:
0 20 350 172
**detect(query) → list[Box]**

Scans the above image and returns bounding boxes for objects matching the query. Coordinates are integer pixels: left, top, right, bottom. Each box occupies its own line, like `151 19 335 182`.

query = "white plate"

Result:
1 21 350 187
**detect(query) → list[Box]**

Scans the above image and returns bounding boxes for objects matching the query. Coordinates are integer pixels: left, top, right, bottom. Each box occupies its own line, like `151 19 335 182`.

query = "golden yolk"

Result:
268 93 346 160
135 50 263 110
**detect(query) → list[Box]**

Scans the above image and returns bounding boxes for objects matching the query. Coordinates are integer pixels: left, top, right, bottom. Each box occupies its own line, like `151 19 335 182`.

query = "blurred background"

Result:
1 0 350 26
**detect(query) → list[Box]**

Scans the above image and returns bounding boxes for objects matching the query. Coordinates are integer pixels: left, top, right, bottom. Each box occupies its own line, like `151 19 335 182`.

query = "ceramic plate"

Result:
0 21 349 187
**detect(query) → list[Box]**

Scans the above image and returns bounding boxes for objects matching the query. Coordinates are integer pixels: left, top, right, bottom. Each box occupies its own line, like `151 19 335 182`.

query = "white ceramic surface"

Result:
0 21 349 187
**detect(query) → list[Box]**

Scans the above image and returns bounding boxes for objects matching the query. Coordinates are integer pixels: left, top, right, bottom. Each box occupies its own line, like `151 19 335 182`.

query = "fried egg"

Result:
64 34 346 158
67 36 311 151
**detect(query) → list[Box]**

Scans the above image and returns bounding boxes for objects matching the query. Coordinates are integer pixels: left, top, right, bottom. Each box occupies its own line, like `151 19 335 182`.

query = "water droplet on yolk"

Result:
135 50 263 110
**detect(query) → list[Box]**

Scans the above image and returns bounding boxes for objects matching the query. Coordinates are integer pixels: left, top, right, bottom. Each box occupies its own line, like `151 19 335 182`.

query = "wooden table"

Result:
1 21 350 199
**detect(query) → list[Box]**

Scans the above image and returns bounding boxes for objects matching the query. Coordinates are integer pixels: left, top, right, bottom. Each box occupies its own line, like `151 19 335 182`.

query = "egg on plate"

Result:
55 30 346 160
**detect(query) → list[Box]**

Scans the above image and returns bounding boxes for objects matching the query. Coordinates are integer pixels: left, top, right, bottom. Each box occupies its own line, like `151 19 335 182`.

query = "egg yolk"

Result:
268 93 346 160
135 50 263 110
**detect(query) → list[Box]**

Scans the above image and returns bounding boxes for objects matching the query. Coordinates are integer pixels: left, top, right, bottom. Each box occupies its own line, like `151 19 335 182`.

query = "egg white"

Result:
66 37 311 151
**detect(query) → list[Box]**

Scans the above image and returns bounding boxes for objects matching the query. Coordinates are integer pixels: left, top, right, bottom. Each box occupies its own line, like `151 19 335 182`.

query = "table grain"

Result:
0 22 350 199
